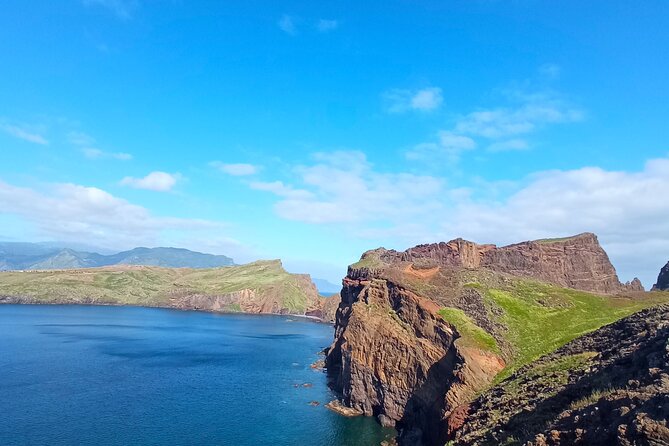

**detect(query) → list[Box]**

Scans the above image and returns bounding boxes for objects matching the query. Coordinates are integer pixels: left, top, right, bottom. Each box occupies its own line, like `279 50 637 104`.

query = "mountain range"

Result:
0 242 235 270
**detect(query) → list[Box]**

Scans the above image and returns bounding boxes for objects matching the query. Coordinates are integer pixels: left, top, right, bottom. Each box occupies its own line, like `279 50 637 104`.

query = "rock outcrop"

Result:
454 305 669 445
652 261 669 291
375 233 641 294
325 273 504 444
326 233 661 445
306 293 341 323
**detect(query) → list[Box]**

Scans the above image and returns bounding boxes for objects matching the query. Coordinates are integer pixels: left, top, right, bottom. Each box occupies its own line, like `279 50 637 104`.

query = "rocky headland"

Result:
325 233 668 445
0 259 339 320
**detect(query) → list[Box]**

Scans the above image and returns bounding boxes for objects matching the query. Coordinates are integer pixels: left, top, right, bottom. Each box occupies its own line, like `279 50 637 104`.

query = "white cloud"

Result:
120 171 179 192
249 181 313 199
406 131 476 163
406 88 583 163
82 148 133 160
454 93 584 139
317 19 338 32
411 87 443 111
244 149 669 287
82 0 137 19
440 156 669 286
69 131 132 161
210 162 259 176
0 179 218 249
487 139 530 152
249 150 445 224
68 131 95 147
384 87 443 113
0 123 49 145
278 14 297 35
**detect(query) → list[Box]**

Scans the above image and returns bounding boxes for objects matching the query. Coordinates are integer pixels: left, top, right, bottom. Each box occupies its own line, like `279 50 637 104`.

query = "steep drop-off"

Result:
0 260 329 318
326 234 667 445
376 233 642 294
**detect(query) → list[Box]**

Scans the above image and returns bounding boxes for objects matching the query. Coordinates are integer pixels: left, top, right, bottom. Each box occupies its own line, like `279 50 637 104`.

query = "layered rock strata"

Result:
326 233 649 445
326 271 504 444
377 233 642 294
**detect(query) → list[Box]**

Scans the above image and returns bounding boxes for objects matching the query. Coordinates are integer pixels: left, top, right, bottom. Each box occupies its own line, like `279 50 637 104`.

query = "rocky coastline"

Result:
325 233 669 445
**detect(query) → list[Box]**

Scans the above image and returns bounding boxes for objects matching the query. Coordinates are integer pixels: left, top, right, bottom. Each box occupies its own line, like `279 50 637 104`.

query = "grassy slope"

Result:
437 307 500 353
0 260 315 313
435 277 669 381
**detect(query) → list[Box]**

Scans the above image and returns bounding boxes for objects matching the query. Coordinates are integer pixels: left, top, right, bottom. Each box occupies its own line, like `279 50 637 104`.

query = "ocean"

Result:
0 305 393 445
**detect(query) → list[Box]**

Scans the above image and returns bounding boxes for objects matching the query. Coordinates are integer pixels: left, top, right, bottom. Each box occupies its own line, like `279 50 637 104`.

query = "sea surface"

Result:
0 305 393 445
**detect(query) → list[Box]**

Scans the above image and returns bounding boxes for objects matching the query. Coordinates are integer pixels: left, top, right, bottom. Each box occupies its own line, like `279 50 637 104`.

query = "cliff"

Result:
374 233 642 294
0 260 327 318
652 261 669 291
326 274 503 444
326 233 667 445
454 305 669 445
306 292 341 323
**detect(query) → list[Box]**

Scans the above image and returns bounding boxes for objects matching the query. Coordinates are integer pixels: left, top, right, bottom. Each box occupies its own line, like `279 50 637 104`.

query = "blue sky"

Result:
1 1 668 286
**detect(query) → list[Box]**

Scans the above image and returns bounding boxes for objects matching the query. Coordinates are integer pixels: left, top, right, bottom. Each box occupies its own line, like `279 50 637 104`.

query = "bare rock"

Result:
325 400 364 417
652 261 669 291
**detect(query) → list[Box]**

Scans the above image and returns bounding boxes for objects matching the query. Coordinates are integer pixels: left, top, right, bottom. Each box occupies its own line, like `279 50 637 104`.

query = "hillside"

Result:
0 242 234 270
0 260 324 317
325 234 669 445
454 303 669 445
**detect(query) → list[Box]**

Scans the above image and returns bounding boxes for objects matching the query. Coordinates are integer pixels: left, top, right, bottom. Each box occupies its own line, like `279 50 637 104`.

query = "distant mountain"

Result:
0 242 234 270
312 278 341 295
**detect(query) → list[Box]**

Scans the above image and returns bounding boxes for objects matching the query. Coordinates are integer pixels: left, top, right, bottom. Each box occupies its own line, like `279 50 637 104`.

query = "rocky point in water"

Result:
325 233 667 445
652 261 669 291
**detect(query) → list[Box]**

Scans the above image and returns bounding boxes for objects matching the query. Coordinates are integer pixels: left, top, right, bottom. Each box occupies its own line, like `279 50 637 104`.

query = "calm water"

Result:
0 305 393 445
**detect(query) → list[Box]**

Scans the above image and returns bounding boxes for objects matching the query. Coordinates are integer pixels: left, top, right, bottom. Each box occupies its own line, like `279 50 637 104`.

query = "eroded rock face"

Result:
306 293 341 323
372 233 641 294
483 233 643 294
325 270 503 445
653 261 669 291
326 232 646 445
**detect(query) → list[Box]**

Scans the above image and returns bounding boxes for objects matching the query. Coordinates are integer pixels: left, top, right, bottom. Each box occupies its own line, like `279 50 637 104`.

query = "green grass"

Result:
500 352 597 396
350 253 383 269
535 235 580 244
485 279 669 381
568 386 616 411
438 307 500 353
0 260 317 314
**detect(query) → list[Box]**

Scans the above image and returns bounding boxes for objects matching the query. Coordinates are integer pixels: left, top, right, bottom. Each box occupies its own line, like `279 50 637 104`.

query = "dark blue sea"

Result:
0 305 393 445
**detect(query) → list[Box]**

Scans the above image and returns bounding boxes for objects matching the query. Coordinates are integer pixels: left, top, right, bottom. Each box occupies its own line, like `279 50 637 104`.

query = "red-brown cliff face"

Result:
374 232 642 294
325 233 648 445
483 233 643 294
326 270 503 445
